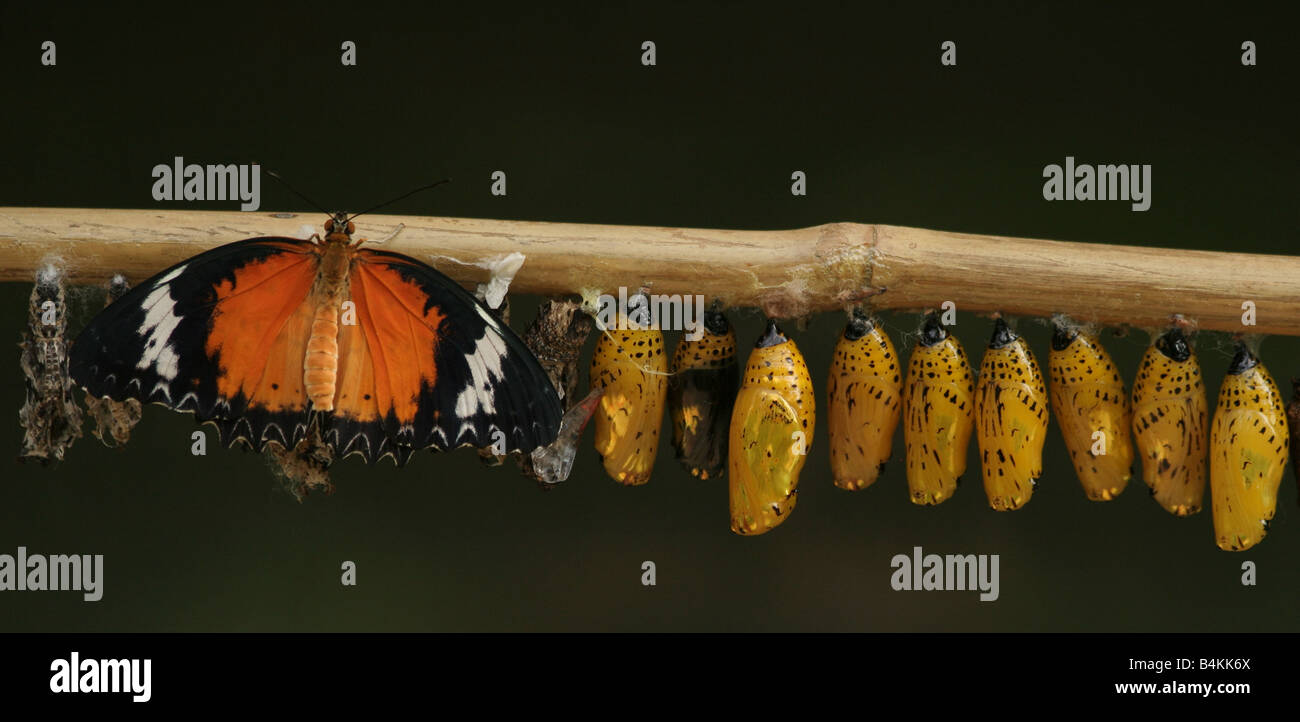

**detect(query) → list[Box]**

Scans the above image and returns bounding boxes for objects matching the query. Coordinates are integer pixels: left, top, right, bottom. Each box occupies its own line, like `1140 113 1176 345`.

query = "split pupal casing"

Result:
1131 328 1208 516
827 311 902 491
667 309 738 480
975 318 1049 511
528 386 606 485
1210 344 1288 551
589 315 668 485
517 298 596 484
19 265 84 463
903 313 975 505
1047 323 1134 501
83 274 142 448
729 320 815 535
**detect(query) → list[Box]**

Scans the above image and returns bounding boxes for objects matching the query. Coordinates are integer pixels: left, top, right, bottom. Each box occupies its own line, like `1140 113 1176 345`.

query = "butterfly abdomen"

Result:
303 242 354 413
304 302 341 412
827 312 901 491
729 320 815 535
1210 344 1288 551
1131 327 1207 516
1048 322 1133 501
903 313 974 505
975 318 1049 511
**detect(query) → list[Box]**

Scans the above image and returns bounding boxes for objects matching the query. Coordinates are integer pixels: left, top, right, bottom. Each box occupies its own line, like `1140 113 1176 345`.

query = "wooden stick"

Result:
0 207 1294 336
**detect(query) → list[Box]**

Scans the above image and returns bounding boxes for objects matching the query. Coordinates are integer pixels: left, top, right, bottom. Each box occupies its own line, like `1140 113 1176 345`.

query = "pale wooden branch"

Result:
0 206 1295 336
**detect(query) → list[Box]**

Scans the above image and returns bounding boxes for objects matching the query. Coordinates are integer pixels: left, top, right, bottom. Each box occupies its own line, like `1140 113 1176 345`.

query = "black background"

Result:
1 3 1297 633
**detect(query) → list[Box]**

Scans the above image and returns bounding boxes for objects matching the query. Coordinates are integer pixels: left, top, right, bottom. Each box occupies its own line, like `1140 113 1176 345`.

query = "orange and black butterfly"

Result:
70 212 563 465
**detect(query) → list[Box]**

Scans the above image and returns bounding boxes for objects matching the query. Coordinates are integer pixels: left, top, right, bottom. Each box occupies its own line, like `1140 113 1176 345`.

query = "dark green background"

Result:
1 4 1296 631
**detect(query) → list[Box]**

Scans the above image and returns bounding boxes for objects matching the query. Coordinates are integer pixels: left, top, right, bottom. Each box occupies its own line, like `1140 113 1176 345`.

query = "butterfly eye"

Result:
323 220 334 233
346 222 356 234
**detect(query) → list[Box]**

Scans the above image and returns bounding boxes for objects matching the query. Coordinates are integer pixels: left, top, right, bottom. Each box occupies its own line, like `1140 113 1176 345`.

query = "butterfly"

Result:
70 212 564 466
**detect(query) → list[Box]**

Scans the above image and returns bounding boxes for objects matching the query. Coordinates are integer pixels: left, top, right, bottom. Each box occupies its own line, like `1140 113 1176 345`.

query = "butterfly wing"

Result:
343 249 563 457
70 237 319 450
729 386 805 534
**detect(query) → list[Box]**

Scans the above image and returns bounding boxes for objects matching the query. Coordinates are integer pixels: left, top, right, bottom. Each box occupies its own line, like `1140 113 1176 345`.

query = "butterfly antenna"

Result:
347 179 452 222
266 170 332 216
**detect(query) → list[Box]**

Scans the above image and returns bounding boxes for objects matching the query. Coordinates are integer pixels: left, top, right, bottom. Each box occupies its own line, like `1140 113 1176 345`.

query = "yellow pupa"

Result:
1210 343 1289 551
975 318 1049 511
1048 320 1133 501
589 308 668 486
1131 327 1207 516
902 312 975 505
729 320 815 535
827 310 902 490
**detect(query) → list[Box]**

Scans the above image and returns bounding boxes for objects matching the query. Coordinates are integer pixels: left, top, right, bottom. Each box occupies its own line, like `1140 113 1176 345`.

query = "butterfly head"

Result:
322 212 356 244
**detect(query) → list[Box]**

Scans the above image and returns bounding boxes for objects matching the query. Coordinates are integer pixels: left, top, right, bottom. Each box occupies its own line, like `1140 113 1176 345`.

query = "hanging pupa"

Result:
827 310 902 490
517 298 596 484
1289 378 1300 495
975 318 1049 511
902 312 975 505
589 298 668 485
729 319 815 535
18 263 83 463
1047 320 1134 501
1131 326 1207 516
667 307 738 480
1209 343 1289 551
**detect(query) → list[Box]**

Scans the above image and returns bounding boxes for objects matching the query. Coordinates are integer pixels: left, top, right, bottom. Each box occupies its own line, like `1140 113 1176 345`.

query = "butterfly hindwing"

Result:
345 249 563 455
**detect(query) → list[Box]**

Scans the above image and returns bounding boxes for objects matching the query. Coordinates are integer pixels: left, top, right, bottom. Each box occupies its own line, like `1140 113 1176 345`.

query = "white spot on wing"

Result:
475 303 501 331
453 330 507 420
135 264 187 381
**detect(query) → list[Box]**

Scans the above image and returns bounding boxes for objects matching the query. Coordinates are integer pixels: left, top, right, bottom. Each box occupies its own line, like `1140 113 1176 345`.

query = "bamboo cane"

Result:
0 206 1295 336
